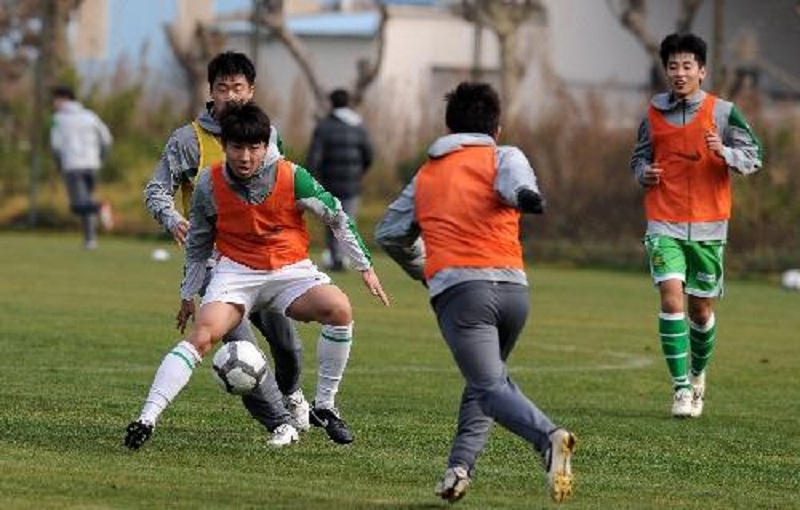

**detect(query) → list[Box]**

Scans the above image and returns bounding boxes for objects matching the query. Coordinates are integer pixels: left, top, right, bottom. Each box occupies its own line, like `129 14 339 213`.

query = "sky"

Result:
104 0 251 66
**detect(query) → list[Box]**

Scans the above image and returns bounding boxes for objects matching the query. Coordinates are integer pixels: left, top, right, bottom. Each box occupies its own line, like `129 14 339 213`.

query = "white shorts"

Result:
202 257 332 315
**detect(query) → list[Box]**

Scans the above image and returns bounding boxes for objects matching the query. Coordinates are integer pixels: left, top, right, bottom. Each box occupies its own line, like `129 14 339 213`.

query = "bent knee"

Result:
321 299 352 325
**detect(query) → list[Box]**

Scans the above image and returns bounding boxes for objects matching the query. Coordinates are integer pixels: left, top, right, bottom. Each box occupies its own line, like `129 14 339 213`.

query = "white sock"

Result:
139 341 202 425
315 323 353 410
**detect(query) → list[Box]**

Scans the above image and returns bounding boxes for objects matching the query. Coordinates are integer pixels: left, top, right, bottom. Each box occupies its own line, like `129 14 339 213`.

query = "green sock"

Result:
690 314 716 376
659 312 690 390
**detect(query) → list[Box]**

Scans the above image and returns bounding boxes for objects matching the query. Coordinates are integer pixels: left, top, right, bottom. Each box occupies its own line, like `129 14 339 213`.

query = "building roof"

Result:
217 10 381 38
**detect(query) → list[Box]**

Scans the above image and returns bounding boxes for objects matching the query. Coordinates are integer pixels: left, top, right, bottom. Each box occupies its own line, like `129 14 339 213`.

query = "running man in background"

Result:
50 85 114 250
630 32 762 418
375 82 577 503
126 101 388 450
136 51 307 447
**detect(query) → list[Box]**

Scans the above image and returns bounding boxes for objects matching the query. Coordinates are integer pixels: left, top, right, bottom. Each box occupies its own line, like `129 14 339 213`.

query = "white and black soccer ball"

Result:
780 269 800 291
212 341 268 395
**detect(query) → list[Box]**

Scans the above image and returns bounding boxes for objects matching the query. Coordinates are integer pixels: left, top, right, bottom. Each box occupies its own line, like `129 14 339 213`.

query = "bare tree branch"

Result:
164 21 225 116
255 2 327 114
676 0 704 34
454 0 544 116
351 2 388 106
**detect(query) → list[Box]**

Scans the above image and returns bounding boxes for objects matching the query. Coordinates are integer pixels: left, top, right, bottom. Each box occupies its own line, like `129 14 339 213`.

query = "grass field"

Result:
1 232 798 509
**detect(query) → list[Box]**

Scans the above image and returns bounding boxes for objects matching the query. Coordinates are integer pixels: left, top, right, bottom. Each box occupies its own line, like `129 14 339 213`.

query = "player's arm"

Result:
179 172 216 302
293 162 389 305
143 127 198 244
630 117 662 187
375 178 426 283
495 146 546 214
293 163 372 270
716 105 763 175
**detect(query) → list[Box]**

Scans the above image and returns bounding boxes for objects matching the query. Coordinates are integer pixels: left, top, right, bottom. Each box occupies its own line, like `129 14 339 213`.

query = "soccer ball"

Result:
780 269 800 291
211 341 268 395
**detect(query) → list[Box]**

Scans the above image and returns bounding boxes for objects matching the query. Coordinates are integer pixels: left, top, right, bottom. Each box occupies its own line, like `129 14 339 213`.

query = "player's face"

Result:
666 52 706 99
225 140 267 179
210 75 254 117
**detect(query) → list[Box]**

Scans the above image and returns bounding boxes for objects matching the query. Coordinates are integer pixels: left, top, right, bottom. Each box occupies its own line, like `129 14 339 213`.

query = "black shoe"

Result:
124 420 154 450
309 404 354 444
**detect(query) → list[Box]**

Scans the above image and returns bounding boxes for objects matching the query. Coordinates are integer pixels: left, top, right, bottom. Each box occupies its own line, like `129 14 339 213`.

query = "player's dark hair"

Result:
52 85 75 101
219 101 271 145
207 51 256 87
444 82 501 136
659 33 707 68
329 88 350 109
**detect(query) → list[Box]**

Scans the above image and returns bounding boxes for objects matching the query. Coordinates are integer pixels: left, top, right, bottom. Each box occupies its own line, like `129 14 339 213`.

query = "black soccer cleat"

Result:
124 420 154 450
309 404 354 445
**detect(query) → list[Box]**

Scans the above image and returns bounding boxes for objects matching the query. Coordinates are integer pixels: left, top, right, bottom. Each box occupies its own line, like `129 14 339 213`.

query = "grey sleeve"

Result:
143 127 198 234
630 116 653 186
180 173 216 300
494 146 542 207
375 178 426 282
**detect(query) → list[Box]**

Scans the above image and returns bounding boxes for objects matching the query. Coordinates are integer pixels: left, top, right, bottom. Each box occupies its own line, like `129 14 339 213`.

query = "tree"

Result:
248 0 389 117
164 20 226 117
609 0 704 91
453 0 546 119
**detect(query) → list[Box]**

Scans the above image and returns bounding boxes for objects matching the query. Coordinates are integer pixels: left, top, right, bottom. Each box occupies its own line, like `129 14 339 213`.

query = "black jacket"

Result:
306 111 373 199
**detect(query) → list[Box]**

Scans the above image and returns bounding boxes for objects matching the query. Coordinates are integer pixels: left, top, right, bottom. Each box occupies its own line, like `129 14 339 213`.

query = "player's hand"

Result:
705 130 724 157
361 268 390 306
176 299 196 334
642 164 663 187
171 219 190 248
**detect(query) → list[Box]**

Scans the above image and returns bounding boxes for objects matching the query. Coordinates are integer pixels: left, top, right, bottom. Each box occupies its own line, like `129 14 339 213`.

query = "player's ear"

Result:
493 126 502 141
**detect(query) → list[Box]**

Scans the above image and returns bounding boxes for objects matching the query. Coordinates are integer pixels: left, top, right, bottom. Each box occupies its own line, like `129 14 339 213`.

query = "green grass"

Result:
1 232 798 509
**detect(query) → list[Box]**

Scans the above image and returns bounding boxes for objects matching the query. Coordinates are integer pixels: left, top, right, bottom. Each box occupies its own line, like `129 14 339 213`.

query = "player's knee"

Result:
688 308 713 326
187 328 218 356
475 380 509 415
324 299 352 326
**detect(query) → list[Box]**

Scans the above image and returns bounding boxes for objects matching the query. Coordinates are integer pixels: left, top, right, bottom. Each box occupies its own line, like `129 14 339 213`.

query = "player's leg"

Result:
495 283 577 503
223 317 300 440
432 282 567 501
684 240 724 417
248 309 309 431
64 171 99 249
645 234 693 416
125 302 243 449
285 282 354 444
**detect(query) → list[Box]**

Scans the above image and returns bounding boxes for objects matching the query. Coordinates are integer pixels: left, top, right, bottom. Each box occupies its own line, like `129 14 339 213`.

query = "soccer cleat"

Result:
283 389 311 432
309 404 354 444
543 428 577 503
434 466 471 502
99 201 115 231
124 420 154 450
689 372 706 418
671 388 693 418
267 423 299 447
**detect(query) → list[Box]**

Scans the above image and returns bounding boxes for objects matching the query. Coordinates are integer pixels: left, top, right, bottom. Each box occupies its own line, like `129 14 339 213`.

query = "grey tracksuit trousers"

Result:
432 281 556 472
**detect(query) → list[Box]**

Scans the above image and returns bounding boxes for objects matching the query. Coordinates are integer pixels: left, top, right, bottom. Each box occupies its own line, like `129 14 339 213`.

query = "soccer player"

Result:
135 51 303 447
375 82 577 503
630 33 762 418
126 101 388 451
